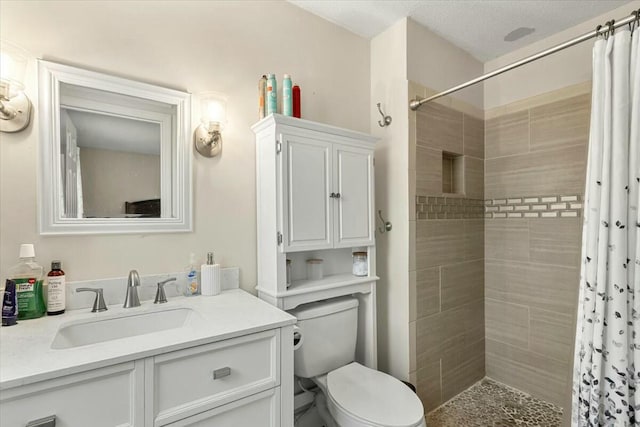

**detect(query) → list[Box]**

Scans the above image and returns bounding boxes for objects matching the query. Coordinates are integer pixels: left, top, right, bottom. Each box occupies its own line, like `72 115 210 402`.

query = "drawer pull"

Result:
26 416 56 427
213 367 231 380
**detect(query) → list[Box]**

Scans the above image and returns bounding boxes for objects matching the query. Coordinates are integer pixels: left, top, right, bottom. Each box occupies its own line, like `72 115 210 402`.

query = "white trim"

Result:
37 60 192 235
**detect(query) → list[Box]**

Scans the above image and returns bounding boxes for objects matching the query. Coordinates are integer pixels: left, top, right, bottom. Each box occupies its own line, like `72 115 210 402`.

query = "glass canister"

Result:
306 259 324 281
286 259 292 288
352 252 368 277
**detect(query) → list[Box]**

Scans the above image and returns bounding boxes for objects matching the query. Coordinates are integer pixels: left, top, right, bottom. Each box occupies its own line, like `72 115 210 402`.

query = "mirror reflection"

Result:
58 83 174 219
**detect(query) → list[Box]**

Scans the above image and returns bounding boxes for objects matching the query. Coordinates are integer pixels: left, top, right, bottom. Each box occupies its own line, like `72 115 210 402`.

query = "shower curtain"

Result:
572 27 640 426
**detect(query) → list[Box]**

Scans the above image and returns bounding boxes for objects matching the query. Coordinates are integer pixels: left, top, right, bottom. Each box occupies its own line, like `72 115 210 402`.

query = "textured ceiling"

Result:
288 0 633 61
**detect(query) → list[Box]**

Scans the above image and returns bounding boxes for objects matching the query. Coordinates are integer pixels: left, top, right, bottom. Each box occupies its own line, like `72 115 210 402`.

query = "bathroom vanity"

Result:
0 290 296 427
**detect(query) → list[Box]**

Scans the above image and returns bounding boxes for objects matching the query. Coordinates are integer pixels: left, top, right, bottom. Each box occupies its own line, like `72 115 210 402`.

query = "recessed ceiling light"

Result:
504 27 536 42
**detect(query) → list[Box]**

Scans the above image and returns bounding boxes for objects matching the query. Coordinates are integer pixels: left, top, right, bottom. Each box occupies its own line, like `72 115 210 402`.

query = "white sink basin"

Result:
51 307 195 349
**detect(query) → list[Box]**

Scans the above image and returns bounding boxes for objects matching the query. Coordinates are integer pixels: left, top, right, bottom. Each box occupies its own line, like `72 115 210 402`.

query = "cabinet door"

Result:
166 388 280 427
282 134 333 251
334 145 375 247
0 361 143 427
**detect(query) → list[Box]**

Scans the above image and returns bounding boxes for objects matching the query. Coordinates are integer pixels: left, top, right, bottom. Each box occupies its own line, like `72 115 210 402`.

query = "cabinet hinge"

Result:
276 141 282 154
277 232 283 245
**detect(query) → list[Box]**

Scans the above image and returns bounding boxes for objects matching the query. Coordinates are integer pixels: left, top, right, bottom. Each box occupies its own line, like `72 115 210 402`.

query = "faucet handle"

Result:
76 287 108 312
128 270 140 287
154 277 176 304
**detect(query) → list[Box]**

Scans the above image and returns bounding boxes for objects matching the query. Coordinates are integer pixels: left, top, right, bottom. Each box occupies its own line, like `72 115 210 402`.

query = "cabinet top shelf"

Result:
251 113 378 145
256 273 379 298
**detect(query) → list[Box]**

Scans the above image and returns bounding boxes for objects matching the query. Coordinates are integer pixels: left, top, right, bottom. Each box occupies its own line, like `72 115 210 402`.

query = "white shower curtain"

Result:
572 28 640 426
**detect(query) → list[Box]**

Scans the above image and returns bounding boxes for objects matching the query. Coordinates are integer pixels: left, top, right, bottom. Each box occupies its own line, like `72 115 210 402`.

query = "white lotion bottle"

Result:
201 252 221 296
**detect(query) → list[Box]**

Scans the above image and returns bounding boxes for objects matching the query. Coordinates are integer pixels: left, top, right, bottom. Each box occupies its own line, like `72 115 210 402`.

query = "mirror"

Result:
38 60 192 234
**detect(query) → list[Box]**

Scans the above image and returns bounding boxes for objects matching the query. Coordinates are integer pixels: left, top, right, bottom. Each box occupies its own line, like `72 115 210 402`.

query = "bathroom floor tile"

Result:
426 378 562 427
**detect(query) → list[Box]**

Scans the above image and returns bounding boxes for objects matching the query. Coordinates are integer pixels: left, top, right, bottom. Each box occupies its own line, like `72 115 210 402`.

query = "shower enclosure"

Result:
400 7 640 426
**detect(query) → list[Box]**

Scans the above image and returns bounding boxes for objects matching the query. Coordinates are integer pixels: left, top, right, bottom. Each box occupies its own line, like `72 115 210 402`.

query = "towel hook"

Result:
377 210 392 233
377 103 392 127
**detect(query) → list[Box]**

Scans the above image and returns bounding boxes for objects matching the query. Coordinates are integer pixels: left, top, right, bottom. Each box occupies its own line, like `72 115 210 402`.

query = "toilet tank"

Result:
289 296 359 378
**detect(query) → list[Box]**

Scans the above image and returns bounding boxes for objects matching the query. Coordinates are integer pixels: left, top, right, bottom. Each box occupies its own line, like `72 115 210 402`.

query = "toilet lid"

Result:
327 363 424 427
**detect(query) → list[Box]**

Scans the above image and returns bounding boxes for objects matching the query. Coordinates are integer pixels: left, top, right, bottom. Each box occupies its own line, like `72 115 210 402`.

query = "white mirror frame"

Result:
38 60 192 235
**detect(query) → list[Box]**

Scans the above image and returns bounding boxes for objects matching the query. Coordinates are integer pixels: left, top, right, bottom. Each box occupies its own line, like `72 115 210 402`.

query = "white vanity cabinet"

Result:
0 306 294 427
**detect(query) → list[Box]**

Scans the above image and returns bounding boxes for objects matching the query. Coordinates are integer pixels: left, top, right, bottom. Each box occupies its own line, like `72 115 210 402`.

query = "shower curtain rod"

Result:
409 8 640 111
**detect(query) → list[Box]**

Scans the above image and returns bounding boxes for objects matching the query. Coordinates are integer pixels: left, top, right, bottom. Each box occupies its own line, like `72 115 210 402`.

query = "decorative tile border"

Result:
484 195 582 219
416 194 583 220
416 196 484 220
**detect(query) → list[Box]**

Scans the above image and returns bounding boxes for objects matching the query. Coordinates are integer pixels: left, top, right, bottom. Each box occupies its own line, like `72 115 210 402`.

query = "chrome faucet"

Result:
76 287 108 312
123 270 141 308
154 277 177 304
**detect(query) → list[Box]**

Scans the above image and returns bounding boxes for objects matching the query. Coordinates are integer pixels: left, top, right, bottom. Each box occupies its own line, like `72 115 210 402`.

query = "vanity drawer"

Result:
152 329 280 426
0 361 144 427
166 388 280 426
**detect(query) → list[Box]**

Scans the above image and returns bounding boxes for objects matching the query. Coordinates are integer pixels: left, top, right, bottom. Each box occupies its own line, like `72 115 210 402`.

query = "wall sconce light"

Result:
0 41 32 133
194 93 227 158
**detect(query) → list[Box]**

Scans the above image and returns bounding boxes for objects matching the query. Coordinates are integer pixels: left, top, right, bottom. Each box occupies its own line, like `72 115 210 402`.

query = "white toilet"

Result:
290 296 426 427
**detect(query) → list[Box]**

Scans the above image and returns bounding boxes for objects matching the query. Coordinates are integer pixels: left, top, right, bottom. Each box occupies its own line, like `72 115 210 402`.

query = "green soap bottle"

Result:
9 244 46 320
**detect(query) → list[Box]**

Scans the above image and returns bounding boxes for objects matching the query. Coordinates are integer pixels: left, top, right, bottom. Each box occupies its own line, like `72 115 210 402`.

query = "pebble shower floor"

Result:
426 378 562 426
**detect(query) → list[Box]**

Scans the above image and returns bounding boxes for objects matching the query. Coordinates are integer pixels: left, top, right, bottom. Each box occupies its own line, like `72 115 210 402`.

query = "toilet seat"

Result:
325 362 425 427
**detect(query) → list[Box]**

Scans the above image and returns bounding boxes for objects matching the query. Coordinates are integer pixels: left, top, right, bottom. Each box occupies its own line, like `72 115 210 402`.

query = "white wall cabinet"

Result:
281 133 374 252
253 115 379 404
0 328 292 427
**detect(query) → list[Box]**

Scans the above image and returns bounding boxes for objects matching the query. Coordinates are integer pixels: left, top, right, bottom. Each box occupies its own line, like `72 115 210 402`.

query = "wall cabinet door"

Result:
282 135 333 252
334 145 375 248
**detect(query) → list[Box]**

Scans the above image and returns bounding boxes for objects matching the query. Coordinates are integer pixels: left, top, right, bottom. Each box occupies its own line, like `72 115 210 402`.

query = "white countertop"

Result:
0 289 296 390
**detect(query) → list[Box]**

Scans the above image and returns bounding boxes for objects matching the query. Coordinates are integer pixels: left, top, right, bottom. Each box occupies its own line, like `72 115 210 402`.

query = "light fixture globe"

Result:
0 41 32 133
194 93 227 158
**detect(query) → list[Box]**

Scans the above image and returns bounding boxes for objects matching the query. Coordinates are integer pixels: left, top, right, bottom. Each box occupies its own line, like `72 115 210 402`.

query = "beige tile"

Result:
485 219 529 261
485 110 529 159
530 307 574 362
464 219 484 261
416 146 442 195
463 114 484 159
442 339 485 402
416 357 442 412
416 308 465 365
485 299 529 349
416 220 465 269
485 81 591 120
486 339 569 407
416 103 463 154
485 259 580 313
410 321 417 372
416 267 440 319
485 145 588 199
417 300 483 365
441 260 483 311
409 270 418 322
409 220 416 271
529 218 582 267
409 169 416 221
530 94 591 152
464 156 484 199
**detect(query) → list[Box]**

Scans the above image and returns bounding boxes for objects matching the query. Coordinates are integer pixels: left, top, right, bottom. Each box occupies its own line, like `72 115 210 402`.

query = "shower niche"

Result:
442 151 464 195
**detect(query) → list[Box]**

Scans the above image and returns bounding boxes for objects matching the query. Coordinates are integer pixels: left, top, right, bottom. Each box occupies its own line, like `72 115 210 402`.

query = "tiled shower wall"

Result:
484 86 590 412
410 82 590 416
410 84 486 412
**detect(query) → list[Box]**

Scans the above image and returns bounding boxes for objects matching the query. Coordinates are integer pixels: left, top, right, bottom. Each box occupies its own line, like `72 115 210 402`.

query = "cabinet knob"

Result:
335 192 341 199
329 192 336 198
